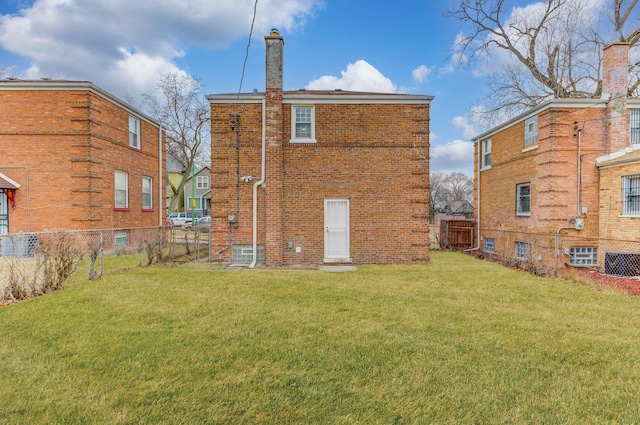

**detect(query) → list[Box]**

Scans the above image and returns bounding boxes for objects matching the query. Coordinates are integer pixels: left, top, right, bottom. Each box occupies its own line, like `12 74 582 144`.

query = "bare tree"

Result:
430 171 474 220
446 0 640 124
143 72 210 213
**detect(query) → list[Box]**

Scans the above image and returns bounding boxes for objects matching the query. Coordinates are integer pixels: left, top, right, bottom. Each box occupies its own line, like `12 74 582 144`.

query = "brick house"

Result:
473 42 640 271
208 30 432 266
0 80 165 234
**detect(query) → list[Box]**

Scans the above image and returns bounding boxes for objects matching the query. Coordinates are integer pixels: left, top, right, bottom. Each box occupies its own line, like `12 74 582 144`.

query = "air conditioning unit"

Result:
574 218 584 230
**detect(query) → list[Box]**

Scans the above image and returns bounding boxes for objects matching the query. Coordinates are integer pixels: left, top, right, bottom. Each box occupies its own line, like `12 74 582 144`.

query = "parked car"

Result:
167 212 201 227
195 216 211 233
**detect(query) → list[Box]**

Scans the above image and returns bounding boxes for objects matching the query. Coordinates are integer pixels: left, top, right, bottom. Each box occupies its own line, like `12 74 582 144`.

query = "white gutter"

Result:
249 98 266 268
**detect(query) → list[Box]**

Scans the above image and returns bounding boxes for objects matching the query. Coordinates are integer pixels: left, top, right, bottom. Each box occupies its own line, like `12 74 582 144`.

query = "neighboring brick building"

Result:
208 30 432 266
473 42 640 271
0 80 165 234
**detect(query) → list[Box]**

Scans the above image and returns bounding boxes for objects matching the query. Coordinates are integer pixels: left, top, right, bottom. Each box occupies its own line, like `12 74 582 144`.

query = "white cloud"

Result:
306 60 397 93
0 0 322 98
430 141 474 176
452 105 487 139
412 64 432 83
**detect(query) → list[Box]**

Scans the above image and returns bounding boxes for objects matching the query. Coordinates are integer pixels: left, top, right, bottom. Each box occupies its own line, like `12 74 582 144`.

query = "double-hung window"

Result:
631 109 640 145
196 176 209 190
516 183 531 216
129 116 141 149
115 171 129 209
142 177 153 210
481 139 491 168
622 174 640 216
291 106 316 143
524 115 538 146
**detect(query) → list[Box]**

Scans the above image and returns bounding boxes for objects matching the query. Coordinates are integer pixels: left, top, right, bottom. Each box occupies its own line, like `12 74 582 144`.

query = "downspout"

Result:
465 140 481 252
249 97 266 268
576 125 582 217
158 126 163 226
554 226 575 277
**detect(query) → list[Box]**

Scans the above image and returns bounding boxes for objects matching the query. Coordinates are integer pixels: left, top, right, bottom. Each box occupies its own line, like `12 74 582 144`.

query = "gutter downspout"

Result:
158 126 163 226
554 226 575 277
249 98 266 268
576 126 582 218
465 140 481 252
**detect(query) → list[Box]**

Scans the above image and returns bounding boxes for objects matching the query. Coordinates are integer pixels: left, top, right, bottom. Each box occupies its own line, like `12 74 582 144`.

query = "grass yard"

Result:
1 252 640 424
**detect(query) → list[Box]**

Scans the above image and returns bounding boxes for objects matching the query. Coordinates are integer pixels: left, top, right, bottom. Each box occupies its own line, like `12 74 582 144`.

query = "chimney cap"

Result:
270 28 280 36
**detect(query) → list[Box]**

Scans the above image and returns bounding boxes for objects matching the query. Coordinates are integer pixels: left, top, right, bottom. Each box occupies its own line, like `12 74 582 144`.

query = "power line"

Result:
236 0 259 102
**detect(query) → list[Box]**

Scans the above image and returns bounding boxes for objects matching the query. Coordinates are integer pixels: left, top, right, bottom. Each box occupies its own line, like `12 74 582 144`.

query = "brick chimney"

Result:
264 29 284 266
601 42 630 153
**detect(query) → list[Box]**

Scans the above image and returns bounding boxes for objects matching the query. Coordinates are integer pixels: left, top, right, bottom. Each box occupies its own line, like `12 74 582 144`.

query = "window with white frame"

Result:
481 139 491 168
142 177 152 210
115 171 128 209
515 241 531 260
291 106 315 142
524 115 538 146
483 238 495 253
622 174 640 215
196 176 209 189
516 183 531 216
129 116 141 149
187 197 203 210
570 247 597 266
631 109 640 145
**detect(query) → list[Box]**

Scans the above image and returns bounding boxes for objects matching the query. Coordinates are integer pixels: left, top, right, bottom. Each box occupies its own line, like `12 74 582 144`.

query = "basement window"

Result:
570 247 597 266
483 238 495 253
515 241 531 260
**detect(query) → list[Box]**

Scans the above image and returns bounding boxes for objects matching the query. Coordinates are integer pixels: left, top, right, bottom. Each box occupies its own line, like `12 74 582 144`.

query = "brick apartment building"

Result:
208 30 432 266
0 80 165 234
473 42 640 271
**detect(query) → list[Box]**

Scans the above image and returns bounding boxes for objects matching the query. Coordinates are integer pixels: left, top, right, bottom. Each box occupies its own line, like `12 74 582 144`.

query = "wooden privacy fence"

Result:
439 219 475 250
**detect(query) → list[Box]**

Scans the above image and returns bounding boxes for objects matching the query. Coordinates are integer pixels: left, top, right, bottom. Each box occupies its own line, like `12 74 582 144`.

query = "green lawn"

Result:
1 252 640 424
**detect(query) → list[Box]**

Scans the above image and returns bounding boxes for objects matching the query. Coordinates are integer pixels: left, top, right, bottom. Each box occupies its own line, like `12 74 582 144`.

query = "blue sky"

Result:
0 0 499 175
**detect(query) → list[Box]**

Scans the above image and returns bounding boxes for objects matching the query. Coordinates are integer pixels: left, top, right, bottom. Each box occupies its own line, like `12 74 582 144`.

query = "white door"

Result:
324 198 350 261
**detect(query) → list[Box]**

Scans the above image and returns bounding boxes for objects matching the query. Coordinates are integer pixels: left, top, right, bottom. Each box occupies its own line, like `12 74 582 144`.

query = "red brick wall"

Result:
476 106 608 242
0 87 164 232
210 100 430 265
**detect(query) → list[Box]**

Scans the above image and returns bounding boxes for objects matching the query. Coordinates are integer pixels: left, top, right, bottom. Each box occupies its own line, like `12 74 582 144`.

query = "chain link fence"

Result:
0 226 210 303
436 225 640 278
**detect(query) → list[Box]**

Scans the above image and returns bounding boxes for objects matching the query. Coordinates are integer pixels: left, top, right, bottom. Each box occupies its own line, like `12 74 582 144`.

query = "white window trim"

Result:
142 177 153 210
129 116 141 149
481 139 491 170
631 108 640 145
516 183 531 216
115 170 129 209
196 176 209 189
290 105 317 143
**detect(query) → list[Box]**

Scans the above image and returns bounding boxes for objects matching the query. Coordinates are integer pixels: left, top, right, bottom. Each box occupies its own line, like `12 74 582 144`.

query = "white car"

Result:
167 212 201 227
